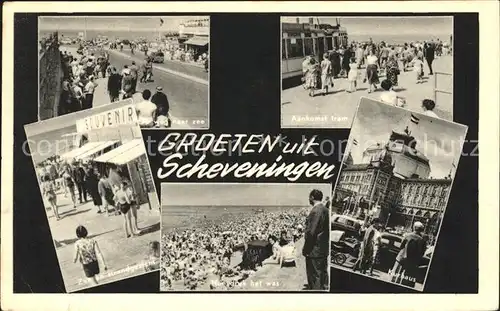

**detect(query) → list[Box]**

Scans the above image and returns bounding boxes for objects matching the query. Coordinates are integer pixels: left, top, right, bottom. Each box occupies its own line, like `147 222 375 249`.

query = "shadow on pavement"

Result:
55 228 120 248
139 222 160 236
58 207 93 219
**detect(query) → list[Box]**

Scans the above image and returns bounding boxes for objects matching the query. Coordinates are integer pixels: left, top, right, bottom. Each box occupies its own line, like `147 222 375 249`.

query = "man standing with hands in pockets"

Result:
303 189 330 290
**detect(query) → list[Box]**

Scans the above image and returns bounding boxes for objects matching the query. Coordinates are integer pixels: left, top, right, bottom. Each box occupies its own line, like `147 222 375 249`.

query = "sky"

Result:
39 16 208 32
281 16 453 37
161 183 332 207
346 98 468 179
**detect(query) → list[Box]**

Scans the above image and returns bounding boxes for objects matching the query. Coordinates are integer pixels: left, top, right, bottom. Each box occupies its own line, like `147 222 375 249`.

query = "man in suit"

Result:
391 221 427 287
424 42 436 75
72 161 87 204
302 189 330 290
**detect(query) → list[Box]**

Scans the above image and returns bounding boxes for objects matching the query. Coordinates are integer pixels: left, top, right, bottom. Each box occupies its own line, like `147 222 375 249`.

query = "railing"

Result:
434 71 453 107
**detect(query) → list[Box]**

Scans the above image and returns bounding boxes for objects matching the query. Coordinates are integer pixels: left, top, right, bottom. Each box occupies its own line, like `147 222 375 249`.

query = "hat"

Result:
123 68 131 75
413 221 424 229
156 86 163 91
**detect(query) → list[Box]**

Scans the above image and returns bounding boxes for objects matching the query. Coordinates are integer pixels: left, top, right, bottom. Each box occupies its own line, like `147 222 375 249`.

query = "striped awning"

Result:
184 36 209 46
74 140 120 160
93 139 145 165
60 142 103 160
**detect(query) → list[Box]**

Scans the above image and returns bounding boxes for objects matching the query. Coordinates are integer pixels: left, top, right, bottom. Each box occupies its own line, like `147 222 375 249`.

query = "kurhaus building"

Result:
335 128 452 236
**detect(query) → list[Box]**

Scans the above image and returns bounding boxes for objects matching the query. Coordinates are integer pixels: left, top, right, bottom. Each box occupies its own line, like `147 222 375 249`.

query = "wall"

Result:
39 33 63 120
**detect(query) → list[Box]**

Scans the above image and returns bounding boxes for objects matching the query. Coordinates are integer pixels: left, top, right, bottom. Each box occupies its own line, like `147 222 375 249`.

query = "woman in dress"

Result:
305 57 319 97
86 168 103 214
73 225 107 285
385 53 400 90
42 175 60 220
364 49 380 93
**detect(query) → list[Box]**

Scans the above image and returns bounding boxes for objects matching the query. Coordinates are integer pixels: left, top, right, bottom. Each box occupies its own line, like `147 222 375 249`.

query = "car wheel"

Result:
332 253 347 266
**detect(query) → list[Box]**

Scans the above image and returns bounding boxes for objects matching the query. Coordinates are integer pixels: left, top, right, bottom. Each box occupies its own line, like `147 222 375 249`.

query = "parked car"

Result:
331 215 363 239
148 51 164 63
376 232 404 272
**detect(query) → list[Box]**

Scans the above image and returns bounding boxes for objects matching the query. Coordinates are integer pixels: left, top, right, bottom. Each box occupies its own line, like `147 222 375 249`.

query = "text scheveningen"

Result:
156 133 336 182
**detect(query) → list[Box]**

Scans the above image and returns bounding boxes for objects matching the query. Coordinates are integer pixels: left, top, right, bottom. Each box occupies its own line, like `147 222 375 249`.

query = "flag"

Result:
353 139 358 146
160 18 164 26
410 114 420 125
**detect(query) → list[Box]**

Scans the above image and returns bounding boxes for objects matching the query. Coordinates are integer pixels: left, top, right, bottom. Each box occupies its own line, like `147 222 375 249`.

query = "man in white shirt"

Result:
135 89 158 128
83 76 98 110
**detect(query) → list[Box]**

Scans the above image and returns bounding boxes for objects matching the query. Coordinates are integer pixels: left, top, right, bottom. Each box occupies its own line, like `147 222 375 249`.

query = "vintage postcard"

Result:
329 97 467 291
24 100 161 292
38 15 209 129
281 16 453 128
160 183 331 292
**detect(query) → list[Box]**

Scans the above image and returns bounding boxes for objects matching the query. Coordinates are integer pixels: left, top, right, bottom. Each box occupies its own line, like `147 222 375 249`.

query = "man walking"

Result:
391 221 427 288
72 162 87 204
424 42 435 75
107 67 122 102
302 189 330 290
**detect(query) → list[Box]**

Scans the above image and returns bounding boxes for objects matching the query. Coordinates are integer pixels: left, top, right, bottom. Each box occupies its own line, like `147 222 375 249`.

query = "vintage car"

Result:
148 50 164 63
331 215 364 239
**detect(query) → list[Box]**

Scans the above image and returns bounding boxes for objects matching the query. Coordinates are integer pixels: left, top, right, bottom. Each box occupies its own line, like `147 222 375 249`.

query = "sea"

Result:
39 29 167 42
27 124 77 164
161 205 305 231
348 33 453 45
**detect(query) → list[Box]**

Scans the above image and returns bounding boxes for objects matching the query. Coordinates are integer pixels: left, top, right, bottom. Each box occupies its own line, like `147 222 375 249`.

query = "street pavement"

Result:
331 254 424 291
60 45 209 129
235 237 312 291
281 55 453 128
48 187 160 292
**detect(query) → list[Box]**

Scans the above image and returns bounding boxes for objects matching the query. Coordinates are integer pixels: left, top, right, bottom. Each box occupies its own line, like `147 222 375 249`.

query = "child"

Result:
73 225 107 285
412 56 424 84
144 241 160 272
279 234 297 268
347 57 359 92
379 79 398 107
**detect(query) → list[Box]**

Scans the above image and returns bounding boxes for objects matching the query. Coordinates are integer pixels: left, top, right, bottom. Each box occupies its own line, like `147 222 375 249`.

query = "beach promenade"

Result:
281 55 453 128
48 186 160 292
59 45 208 129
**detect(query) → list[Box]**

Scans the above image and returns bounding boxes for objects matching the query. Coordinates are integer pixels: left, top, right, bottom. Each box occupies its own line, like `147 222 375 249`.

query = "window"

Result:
326 36 333 50
286 38 304 58
282 39 287 59
304 37 313 56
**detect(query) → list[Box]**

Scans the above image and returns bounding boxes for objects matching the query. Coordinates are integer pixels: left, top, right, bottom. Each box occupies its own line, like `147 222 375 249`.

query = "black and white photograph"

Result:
281 16 453 128
38 15 209 129
329 97 467 291
24 100 161 292
160 183 331 292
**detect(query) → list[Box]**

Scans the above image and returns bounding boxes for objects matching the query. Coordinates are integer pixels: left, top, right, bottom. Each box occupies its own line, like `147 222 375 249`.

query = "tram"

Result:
282 18 348 80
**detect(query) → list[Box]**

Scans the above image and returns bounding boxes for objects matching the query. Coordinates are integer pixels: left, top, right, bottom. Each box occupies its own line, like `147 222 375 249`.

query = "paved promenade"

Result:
281 55 453 128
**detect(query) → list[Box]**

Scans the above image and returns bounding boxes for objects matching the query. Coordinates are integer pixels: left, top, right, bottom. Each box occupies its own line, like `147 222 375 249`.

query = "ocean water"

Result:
26 124 77 164
39 29 167 42
347 34 452 45
161 205 306 231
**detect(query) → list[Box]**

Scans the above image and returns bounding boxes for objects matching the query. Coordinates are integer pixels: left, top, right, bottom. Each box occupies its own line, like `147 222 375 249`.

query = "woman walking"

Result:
73 225 108 285
87 168 103 214
125 182 141 235
385 53 400 90
305 58 320 97
114 182 140 238
62 168 77 208
42 175 60 220
364 49 379 93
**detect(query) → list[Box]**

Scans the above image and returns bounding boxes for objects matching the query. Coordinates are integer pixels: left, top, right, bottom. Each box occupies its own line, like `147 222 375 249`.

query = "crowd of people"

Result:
301 38 448 116
37 155 146 238
160 208 307 290
160 189 331 291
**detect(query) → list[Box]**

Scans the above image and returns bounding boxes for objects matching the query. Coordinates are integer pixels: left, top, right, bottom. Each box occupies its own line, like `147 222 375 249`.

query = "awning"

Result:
93 139 145 165
60 142 103 160
184 36 209 46
74 140 119 160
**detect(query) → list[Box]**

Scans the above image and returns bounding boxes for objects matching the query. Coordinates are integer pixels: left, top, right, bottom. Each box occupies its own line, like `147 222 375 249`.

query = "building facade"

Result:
178 18 209 56
335 129 452 238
